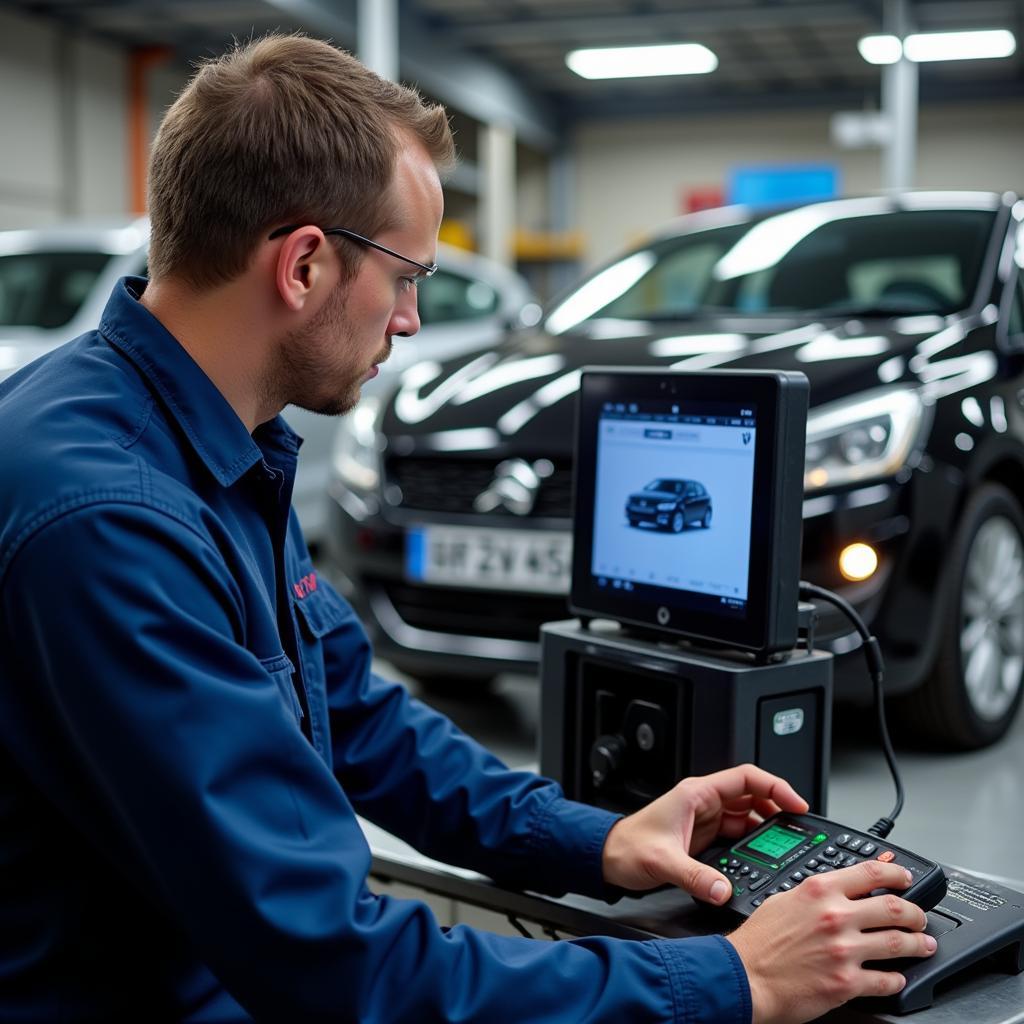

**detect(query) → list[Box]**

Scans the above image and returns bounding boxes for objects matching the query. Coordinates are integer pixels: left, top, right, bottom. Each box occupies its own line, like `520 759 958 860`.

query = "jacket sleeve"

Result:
318 579 625 899
3 502 751 1024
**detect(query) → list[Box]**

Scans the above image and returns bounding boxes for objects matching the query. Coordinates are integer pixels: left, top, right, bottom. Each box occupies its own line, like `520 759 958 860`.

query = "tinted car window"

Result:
0 251 112 329
567 208 995 323
418 268 499 326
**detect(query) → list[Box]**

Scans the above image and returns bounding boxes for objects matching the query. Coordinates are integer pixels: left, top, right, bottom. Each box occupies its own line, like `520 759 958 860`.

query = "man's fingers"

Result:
678 860 734 904
861 928 937 963
704 763 809 813
857 969 910 1000
834 859 915 900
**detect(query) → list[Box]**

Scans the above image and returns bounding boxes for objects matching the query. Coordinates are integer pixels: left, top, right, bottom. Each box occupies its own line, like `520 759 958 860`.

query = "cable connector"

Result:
868 816 895 839
863 636 885 683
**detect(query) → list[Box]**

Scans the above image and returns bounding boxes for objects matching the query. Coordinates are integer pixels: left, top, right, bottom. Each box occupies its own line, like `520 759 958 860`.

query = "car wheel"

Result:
701 508 712 528
628 518 639 528
897 483 1024 749
670 511 684 533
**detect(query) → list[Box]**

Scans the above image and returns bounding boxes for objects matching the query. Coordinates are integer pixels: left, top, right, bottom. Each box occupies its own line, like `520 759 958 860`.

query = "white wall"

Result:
0 7 127 228
574 100 1024 267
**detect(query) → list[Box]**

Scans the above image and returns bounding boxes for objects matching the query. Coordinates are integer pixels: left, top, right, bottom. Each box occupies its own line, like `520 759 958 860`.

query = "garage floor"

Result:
378 664 1024 889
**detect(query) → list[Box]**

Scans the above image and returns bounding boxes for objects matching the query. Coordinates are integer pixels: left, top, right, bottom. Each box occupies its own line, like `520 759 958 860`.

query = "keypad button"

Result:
780 881 794 891
749 876 771 892
823 846 840 859
790 871 806 883
877 850 896 863
752 897 764 907
836 833 852 847
840 854 859 868
805 858 820 870
748 871 761 882
739 865 750 875
729 859 741 868
816 864 833 873
846 837 864 852
860 843 877 857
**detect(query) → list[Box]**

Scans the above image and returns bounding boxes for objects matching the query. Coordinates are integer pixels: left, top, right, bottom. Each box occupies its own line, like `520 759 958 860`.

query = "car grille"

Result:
386 456 574 517
373 577 570 642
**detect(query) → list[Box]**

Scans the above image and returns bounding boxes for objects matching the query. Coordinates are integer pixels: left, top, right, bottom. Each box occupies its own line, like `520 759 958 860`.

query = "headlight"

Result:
330 397 382 492
804 387 926 492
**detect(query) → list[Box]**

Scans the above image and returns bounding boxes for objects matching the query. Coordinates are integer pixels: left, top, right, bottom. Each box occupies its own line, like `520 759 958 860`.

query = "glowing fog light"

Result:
839 543 879 582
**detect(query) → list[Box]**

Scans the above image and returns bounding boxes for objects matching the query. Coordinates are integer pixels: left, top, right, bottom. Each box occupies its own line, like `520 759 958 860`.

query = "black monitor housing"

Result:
570 368 809 658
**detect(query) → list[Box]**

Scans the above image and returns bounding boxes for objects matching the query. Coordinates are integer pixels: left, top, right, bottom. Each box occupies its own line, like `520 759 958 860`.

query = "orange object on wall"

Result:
129 46 171 215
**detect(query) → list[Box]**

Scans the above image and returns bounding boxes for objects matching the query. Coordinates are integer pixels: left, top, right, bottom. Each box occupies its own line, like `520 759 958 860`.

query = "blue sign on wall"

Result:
728 164 839 207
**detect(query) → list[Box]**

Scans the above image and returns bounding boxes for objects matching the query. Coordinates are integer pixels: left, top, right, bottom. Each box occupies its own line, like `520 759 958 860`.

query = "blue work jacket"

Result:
0 278 751 1022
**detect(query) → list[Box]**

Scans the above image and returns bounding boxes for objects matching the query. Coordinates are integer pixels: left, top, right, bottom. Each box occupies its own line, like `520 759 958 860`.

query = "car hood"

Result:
381 313 954 453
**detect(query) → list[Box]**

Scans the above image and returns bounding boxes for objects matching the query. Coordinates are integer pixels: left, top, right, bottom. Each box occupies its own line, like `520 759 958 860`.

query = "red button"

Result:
877 850 896 862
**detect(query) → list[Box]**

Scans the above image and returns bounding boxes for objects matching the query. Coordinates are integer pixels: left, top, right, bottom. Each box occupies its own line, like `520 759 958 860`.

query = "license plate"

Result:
406 525 572 593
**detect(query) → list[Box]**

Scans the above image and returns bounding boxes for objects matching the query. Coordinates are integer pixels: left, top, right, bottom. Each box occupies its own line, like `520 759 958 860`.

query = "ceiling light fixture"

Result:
566 43 718 80
858 28 1016 64
858 35 903 65
904 29 1016 62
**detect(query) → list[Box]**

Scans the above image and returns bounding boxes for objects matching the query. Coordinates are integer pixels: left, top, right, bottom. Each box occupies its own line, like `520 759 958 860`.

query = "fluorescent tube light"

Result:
566 43 718 80
859 29 1016 64
903 29 1016 62
858 35 903 65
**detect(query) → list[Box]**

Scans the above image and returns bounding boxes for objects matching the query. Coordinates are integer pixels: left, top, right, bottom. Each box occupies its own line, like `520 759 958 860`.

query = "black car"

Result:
626 479 712 532
325 191 1024 749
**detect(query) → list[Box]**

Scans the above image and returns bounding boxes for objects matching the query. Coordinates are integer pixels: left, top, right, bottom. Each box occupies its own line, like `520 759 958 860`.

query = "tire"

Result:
895 483 1024 749
670 511 684 533
701 507 712 529
628 518 639 528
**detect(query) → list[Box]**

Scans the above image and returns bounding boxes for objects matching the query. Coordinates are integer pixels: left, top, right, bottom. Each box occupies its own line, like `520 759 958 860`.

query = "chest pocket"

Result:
291 584 350 692
258 652 303 725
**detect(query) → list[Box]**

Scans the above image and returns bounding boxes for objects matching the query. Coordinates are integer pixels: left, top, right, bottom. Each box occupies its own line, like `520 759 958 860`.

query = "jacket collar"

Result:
99 277 299 486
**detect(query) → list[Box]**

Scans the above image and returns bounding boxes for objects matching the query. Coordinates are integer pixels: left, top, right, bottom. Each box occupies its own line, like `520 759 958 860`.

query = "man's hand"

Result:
601 763 808 902
726 859 937 1024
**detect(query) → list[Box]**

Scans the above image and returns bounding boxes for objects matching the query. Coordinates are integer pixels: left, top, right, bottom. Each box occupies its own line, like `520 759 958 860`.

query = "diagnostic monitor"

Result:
570 368 809 655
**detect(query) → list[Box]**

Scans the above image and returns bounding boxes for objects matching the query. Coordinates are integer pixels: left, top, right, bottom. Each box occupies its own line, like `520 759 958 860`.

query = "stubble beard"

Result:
276 285 391 417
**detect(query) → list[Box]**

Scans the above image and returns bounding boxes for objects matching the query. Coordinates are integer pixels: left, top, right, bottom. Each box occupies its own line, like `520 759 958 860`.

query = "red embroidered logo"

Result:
292 572 318 599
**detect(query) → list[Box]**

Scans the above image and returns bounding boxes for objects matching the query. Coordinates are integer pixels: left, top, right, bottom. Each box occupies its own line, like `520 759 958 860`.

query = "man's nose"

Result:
388 290 421 338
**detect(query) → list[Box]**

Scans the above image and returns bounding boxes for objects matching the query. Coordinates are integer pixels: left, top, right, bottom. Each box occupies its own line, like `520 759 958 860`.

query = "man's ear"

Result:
273 227 330 312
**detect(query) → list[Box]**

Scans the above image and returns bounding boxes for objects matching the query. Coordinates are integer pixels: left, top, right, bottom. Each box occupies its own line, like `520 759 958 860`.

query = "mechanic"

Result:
0 34 935 1023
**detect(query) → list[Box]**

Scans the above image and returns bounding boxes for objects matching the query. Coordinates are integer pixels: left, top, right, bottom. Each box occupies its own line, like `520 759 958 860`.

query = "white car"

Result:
0 219 536 547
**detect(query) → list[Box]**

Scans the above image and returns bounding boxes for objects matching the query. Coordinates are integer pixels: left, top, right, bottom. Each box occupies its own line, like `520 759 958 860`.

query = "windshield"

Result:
646 479 679 492
546 206 996 331
0 251 112 329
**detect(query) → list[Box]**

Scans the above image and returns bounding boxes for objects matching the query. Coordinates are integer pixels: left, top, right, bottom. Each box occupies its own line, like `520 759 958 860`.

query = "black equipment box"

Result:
538 618 832 816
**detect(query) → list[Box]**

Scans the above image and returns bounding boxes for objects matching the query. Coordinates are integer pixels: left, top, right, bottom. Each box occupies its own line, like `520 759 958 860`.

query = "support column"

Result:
480 120 516 269
358 0 398 81
881 0 918 191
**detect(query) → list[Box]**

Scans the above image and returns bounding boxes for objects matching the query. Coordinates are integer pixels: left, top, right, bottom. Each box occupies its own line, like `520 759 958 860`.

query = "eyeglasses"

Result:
268 224 437 281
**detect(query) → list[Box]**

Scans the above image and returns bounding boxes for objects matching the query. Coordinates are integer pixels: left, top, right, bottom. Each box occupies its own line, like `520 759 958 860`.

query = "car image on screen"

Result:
626 479 712 532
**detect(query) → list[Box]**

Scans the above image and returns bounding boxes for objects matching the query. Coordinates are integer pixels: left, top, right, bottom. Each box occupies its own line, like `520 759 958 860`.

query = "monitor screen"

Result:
570 369 807 653
590 398 757 622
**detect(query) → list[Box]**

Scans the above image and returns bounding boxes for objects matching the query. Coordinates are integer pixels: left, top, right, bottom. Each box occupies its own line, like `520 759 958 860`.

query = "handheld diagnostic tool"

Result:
700 812 948 918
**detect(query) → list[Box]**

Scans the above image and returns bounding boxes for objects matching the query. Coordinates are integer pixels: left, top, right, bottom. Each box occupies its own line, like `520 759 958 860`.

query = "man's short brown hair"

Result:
146 34 454 288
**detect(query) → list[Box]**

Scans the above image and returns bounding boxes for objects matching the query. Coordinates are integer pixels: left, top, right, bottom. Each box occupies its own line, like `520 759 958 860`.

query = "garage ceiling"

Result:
8 0 1024 122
